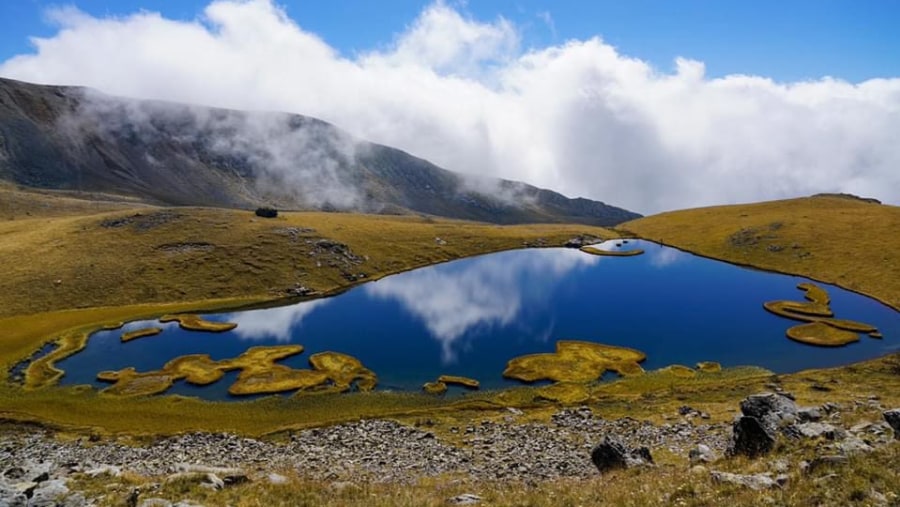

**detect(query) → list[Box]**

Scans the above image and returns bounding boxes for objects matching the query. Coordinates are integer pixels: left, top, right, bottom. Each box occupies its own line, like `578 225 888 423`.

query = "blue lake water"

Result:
55 241 899 399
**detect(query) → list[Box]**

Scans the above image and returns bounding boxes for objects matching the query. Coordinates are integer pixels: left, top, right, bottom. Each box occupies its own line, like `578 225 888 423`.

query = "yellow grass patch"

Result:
437 375 480 389
503 340 646 383
120 327 163 342
158 314 237 332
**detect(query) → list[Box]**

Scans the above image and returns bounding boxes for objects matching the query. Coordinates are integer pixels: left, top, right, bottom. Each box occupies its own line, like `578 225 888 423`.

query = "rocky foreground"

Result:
1 393 898 507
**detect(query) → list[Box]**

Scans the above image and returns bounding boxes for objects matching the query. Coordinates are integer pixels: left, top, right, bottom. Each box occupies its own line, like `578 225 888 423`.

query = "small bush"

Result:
255 207 278 218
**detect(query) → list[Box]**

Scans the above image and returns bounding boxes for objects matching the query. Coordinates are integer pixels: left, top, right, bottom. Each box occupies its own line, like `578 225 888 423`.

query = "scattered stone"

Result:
710 471 778 490
590 436 653 473
29 478 70 507
139 500 173 507
174 464 248 486
688 444 716 464
267 473 288 485
447 493 483 505
883 409 900 438
796 422 841 440
770 459 790 473
803 455 849 474
797 407 822 422
563 235 601 248
85 464 122 478
835 436 874 455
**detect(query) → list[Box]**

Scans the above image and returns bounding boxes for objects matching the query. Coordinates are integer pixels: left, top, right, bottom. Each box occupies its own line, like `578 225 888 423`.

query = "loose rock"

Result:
710 471 778 490
590 436 653 473
883 409 900 439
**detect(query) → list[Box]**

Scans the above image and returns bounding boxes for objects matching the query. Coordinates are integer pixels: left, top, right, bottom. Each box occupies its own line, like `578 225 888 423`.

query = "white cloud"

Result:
2 0 898 214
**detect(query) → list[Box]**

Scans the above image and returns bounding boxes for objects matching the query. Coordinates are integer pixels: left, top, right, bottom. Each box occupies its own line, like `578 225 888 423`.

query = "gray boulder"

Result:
884 409 900 439
590 436 653 473
729 416 775 457
740 393 798 432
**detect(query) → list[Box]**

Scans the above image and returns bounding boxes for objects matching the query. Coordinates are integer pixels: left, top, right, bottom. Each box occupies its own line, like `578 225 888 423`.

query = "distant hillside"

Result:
0 77 639 225
620 195 899 310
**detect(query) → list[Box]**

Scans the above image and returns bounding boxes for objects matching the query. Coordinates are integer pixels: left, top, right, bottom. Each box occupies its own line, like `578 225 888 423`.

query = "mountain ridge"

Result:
0 77 640 225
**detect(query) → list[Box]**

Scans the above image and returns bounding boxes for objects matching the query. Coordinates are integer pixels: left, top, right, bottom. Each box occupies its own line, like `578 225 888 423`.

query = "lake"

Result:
55 240 898 399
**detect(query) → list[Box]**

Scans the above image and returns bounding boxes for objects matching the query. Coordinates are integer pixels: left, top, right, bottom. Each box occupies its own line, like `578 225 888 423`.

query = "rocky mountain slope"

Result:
0 77 639 225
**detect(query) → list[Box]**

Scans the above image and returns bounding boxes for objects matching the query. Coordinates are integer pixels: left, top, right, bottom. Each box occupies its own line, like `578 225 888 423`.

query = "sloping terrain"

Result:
0 77 639 225
620 195 900 310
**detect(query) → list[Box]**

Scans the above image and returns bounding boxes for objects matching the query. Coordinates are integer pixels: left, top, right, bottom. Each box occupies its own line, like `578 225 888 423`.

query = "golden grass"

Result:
696 361 722 373
422 381 448 395
621 195 900 310
120 327 163 342
94 345 381 397
503 340 646 383
580 245 645 256
159 314 237 332
436 375 480 389
785 322 860 347
763 282 879 346
0 186 617 320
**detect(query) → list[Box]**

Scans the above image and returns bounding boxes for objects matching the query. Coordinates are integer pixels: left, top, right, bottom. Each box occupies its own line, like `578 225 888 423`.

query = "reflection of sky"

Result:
224 299 330 341
645 244 687 268
365 249 598 363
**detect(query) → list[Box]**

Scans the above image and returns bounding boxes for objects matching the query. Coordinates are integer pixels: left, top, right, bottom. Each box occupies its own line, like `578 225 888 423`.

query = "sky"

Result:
0 0 898 213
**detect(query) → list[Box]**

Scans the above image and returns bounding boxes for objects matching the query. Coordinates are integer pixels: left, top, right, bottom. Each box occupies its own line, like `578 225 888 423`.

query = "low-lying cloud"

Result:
2 0 898 213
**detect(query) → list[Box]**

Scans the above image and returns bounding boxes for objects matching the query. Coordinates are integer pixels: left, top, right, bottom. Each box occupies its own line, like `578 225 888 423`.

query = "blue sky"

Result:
0 1 898 212
2 0 899 83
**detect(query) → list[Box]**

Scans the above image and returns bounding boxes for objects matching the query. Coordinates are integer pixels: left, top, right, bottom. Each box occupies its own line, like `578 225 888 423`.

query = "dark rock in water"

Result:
590 436 653 473
884 409 900 439
730 416 776 458
564 235 601 248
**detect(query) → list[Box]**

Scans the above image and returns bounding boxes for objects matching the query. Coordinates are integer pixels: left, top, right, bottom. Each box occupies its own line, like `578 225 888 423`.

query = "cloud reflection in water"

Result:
225 299 330 341
365 249 598 363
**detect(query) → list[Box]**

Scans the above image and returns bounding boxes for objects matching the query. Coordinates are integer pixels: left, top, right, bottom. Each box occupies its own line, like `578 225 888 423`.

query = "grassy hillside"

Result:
621 195 900 310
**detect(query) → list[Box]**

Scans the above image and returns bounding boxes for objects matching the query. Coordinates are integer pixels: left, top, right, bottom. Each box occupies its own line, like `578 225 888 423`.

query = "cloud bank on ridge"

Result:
1 0 898 214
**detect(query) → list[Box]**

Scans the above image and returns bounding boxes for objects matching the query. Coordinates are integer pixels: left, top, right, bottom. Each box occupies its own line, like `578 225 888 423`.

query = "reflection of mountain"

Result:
365 249 598 362
225 299 329 341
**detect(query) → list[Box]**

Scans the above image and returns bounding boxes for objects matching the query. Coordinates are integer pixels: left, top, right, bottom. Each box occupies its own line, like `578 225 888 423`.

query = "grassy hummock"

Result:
579 246 644 256
121 327 163 342
763 282 879 347
159 314 237 332
503 340 646 384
